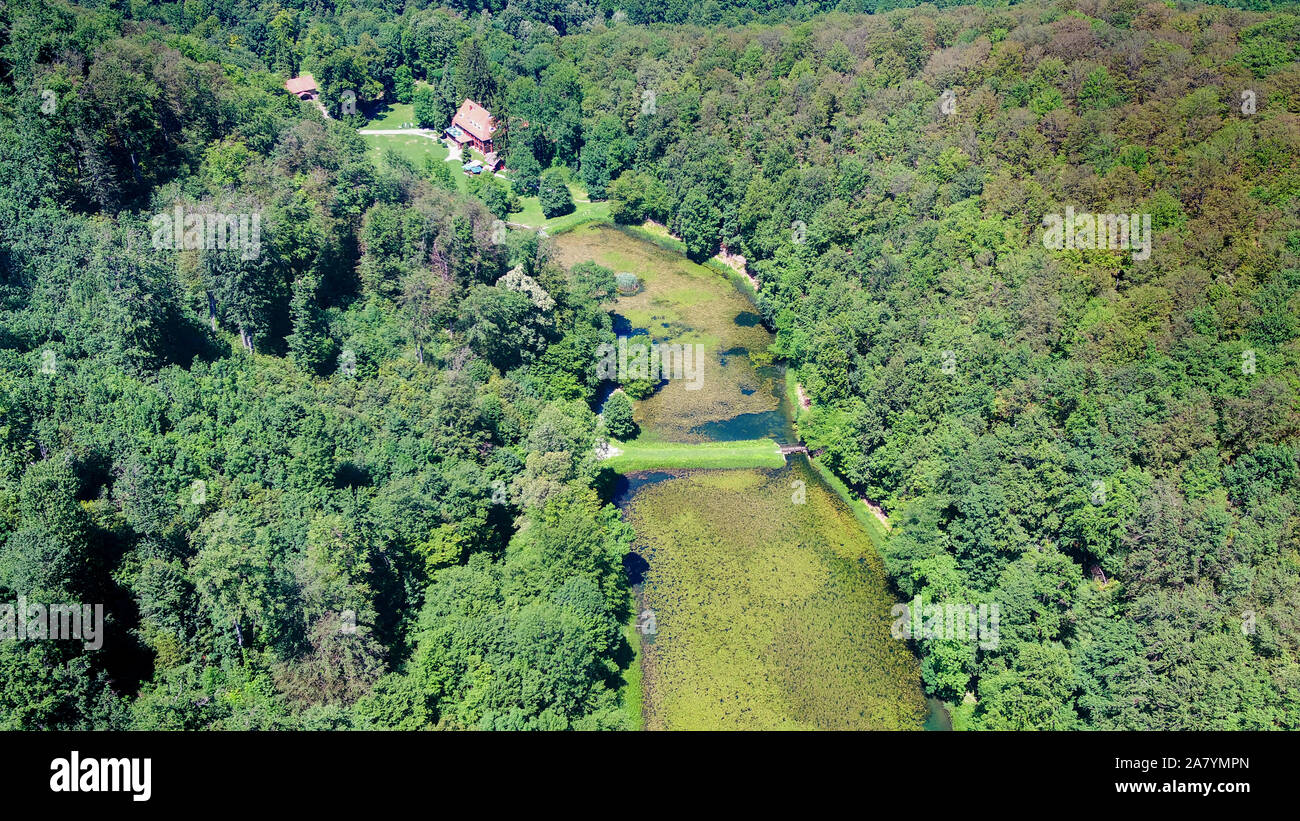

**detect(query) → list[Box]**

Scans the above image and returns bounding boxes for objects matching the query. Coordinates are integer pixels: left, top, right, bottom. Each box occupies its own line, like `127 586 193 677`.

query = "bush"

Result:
602 390 638 440
615 272 639 294
623 378 658 400
539 169 574 218
472 176 511 219
422 154 455 191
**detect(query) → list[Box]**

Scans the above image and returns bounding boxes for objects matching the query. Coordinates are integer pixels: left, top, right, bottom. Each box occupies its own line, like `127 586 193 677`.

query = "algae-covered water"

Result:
553 223 788 443
626 461 926 730
555 223 930 730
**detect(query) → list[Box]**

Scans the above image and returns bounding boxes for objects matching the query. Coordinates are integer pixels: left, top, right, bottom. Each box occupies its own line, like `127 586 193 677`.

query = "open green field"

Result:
360 131 448 165
360 137 607 232
553 223 782 442
365 101 415 129
602 438 785 472
625 460 926 730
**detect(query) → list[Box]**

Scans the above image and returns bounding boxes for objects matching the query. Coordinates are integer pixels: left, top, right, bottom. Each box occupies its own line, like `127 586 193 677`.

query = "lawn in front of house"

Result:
365 101 416 129
360 132 469 193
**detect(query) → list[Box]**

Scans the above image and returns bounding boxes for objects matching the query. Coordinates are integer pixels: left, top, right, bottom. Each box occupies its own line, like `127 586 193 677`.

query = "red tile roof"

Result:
285 74 318 95
451 99 495 142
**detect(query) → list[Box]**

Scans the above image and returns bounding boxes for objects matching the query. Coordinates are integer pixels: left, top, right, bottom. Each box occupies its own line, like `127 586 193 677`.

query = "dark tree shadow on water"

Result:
623 552 650 587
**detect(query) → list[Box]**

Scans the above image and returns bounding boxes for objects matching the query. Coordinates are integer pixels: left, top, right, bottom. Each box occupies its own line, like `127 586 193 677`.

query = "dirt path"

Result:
795 382 812 411
862 498 891 531
716 247 760 293
356 127 441 138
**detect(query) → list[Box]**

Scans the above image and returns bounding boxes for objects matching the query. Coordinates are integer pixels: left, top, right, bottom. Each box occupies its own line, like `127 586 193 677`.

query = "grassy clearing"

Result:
362 135 607 234
360 132 467 191
508 182 608 232
360 130 449 165
361 133 607 230
617 610 645 731
603 438 785 472
364 101 416 129
624 459 925 730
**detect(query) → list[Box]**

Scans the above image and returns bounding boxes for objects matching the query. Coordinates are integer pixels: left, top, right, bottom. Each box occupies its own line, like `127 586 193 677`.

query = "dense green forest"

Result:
2 0 1299 729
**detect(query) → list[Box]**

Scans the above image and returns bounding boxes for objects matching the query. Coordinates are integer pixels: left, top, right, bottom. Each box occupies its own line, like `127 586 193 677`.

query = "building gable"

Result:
451 99 495 144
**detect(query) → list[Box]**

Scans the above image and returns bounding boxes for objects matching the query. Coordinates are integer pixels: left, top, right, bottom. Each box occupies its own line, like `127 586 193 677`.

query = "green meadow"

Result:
602 438 785 472
360 136 608 233
507 179 608 231
360 131 467 192
365 101 416 128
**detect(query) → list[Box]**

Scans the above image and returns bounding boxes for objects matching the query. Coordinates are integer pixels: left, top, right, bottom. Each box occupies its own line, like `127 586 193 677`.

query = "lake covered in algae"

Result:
552 223 791 443
554 223 926 730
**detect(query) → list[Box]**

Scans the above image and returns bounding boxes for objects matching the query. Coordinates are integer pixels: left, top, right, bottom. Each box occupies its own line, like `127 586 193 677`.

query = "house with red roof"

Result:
447 99 497 156
284 74 319 101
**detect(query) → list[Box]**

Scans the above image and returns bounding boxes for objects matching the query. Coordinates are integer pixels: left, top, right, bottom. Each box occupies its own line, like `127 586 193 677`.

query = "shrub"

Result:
539 169 575 218
602 390 638 440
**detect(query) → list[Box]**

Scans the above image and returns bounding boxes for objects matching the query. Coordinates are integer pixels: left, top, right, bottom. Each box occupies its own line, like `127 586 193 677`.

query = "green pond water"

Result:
556 223 947 730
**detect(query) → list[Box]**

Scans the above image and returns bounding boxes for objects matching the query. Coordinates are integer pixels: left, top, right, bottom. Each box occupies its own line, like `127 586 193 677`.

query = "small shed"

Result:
284 74 319 101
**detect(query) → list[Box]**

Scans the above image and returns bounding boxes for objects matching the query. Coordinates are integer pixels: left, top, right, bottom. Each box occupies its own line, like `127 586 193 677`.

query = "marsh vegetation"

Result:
625 461 926 730
554 223 785 443
560 226 925 729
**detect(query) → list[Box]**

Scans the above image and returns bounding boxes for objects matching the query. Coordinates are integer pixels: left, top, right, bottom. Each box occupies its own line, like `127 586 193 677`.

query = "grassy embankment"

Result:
602 438 785 472
616 609 645 731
